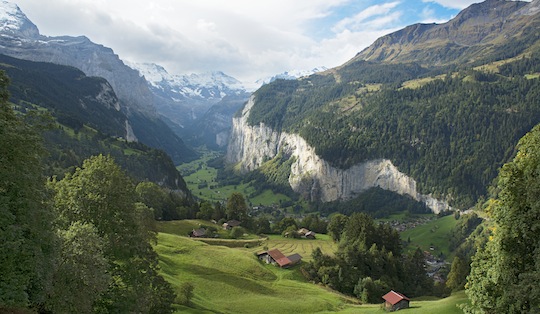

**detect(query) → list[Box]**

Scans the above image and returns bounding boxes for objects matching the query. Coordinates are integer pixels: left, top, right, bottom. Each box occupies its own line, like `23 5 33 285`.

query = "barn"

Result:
382 290 410 312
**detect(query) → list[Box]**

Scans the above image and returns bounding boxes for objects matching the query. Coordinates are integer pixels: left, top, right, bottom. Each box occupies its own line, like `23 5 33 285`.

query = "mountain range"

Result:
2 0 540 213
0 1 196 163
227 0 540 211
126 62 251 147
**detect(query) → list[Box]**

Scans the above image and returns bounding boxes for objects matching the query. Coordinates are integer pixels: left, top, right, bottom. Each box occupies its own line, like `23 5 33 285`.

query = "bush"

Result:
230 226 245 239
177 282 194 306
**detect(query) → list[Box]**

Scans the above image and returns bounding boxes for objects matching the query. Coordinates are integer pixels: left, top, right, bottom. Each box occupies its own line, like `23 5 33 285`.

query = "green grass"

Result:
401 215 459 259
156 232 357 313
178 149 294 207
156 220 468 313
250 234 337 262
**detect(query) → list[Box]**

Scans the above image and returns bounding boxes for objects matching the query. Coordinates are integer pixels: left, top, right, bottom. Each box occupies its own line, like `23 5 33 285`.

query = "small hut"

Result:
382 290 410 312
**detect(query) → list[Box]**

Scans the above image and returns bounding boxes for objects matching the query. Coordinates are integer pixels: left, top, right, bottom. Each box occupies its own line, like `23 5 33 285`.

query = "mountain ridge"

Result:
0 1 196 163
227 0 540 209
353 0 539 66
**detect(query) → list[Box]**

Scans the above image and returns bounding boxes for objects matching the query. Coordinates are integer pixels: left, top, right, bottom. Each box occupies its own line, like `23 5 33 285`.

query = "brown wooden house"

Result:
222 220 241 230
190 228 207 238
382 290 410 312
256 249 302 268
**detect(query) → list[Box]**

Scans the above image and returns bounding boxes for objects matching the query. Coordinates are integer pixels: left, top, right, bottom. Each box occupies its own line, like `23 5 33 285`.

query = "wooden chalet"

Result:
256 249 302 268
298 228 316 239
222 220 241 230
382 290 410 312
190 228 207 238
304 231 316 239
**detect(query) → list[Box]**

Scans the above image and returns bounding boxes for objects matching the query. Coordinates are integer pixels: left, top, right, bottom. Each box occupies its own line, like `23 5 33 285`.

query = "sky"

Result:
15 0 482 86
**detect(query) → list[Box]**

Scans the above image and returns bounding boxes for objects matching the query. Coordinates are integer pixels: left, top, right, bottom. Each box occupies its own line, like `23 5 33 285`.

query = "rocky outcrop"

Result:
227 96 451 213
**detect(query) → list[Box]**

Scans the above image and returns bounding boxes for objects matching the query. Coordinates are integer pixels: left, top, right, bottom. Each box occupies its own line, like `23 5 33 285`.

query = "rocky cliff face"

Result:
227 97 451 213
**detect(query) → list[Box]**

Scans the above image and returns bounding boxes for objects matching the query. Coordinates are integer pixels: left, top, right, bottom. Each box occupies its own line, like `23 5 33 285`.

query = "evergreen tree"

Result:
327 213 349 242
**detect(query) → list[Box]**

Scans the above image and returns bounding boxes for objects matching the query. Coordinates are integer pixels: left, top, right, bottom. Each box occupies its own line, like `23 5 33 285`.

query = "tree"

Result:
46 222 109 313
212 201 226 221
0 71 55 309
327 214 349 242
230 226 245 239
197 201 214 220
178 282 194 306
136 181 167 220
226 192 248 221
50 155 175 313
254 217 271 234
465 124 540 313
446 256 468 291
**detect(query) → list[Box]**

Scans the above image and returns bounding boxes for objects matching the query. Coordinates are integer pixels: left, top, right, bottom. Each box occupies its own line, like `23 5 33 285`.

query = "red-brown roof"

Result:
267 249 291 267
382 290 410 305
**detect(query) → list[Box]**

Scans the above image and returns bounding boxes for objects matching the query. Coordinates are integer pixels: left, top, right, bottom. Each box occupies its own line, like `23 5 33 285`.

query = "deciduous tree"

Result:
465 124 540 313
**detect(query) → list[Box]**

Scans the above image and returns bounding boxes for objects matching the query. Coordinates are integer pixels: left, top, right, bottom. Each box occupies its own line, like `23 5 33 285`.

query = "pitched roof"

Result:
267 249 291 267
298 228 310 235
226 220 241 227
287 253 303 264
192 228 207 237
382 290 410 305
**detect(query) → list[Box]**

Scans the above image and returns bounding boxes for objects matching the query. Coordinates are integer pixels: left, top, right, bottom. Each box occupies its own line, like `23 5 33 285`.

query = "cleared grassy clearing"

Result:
156 220 468 313
400 215 458 258
253 234 337 262
178 150 293 206
156 232 356 313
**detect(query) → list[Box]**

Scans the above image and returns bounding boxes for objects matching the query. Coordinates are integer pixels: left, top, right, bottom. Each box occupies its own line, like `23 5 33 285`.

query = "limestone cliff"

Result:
227 96 451 213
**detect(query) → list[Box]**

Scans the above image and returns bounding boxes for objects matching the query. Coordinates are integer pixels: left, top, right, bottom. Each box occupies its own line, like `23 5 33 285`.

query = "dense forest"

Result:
0 54 197 165
464 124 540 313
1 54 194 194
302 212 440 302
0 70 186 312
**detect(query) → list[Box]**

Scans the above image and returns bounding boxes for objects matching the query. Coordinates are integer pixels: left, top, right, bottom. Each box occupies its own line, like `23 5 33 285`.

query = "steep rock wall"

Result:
227 96 452 214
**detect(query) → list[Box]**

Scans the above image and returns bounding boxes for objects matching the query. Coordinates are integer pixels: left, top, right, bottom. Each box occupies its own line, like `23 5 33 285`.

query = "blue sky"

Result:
15 0 480 85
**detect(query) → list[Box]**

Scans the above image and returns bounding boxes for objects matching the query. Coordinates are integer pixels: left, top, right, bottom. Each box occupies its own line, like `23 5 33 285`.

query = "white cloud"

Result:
332 2 401 33
14 0 460 83
421 0 480 10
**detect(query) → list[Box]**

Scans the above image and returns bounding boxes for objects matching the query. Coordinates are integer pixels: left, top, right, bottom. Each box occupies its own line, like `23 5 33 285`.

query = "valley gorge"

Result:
227 96 452 214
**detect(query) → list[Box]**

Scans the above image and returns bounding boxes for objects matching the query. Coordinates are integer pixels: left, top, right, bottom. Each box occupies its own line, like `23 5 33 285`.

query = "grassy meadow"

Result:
177 149 292 207
400 215 459 258
156 220 468 313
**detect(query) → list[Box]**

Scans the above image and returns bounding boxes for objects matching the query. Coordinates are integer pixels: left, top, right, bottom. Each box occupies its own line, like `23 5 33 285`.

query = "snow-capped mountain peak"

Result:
255 66 329 87
0 1 40 39
127 61 246 101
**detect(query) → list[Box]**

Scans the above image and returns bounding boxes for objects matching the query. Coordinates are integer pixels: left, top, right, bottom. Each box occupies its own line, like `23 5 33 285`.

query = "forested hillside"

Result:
244 0 540 208
0 54 192 193
0 70 177 312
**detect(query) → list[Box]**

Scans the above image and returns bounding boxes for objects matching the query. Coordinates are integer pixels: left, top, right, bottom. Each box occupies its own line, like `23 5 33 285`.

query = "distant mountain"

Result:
254 67 329 87
354 0 540 66
128 62 250 146
0 1 196 163
227 0 540 211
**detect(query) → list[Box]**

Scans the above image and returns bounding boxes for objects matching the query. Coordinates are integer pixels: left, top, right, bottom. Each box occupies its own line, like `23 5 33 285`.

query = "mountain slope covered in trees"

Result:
0 54 191 194
241 0 540 208
0 2 197 164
